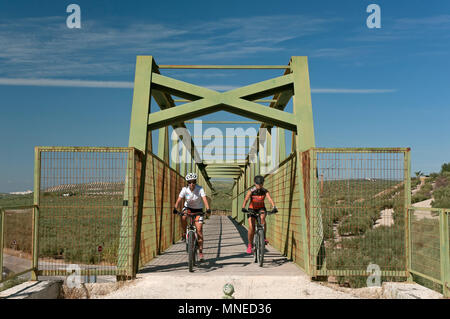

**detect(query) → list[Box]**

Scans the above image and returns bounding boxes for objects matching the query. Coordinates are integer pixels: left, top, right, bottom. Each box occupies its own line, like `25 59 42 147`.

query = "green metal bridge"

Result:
0 56 448 297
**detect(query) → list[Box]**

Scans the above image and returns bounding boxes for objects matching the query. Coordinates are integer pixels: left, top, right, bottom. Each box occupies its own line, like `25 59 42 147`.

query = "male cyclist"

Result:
173 172 211 261
241 175 277 254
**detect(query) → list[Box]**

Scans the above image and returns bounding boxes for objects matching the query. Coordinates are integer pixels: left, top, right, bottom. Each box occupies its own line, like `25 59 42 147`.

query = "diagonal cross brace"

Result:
148 73 297 132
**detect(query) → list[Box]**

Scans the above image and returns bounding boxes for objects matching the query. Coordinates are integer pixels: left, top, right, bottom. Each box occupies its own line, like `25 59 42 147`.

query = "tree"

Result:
441 163 450 173
415 171 424 178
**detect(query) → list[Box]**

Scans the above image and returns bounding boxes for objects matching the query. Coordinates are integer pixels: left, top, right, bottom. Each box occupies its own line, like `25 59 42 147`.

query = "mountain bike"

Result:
242 208 278 267
173 208 204 272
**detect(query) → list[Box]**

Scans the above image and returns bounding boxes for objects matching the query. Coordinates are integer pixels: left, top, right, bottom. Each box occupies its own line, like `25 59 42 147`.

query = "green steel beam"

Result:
152 72 217 100
203 161 246 164
158 65 290 69
440 210 450 297
152 72 294 107
185 121 261 124
224 74 293 101
148 99 297 132
158 127 169 164
32 147 41 280
205 165 242 169
151 70 213 190
245 88 293 164
171 136 179 171
176 99 278 103
404 150 412 282
148 73 298 131
0 208 3 282
278 127 286 163
206 167 243 172
193 136 257 138
291 56 315 277
208 175 242 178
121 55 155 278
128 57 155 152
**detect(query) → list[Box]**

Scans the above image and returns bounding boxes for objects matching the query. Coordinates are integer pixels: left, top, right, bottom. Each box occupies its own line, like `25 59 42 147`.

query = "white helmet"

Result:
185 172 198 181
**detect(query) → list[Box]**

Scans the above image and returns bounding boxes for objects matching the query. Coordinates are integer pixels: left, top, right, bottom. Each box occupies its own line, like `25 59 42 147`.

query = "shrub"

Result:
441 162 450 173
338 215 373 236
432 185 450 208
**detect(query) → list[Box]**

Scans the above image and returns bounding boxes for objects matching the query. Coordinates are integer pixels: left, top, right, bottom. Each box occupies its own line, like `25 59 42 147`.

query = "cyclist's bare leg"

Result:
181 215 187 238
260 212 267 238
195 221 203 253
247 216 256 245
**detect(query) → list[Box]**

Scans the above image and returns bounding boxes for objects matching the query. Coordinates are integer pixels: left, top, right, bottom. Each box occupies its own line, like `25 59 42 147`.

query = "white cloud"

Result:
0 77 397 94
311 88 397 94
0 14 336 78
0 78 133 88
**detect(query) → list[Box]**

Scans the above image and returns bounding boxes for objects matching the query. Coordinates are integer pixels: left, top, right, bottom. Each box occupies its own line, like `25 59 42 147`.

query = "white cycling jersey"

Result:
178 185 206 209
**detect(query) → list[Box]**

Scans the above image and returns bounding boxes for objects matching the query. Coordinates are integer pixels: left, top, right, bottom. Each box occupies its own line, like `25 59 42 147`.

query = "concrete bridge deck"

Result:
98 215 358 298
139 215 302 276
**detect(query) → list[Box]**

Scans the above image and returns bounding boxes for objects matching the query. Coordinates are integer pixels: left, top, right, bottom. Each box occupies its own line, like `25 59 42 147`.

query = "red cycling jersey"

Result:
248 186 268 210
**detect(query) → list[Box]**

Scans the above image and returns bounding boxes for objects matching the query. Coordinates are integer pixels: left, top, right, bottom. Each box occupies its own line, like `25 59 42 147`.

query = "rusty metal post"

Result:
31 147 41 281
291 56 316 276
440 210 450 297
119 56 155 279
0 208 4 282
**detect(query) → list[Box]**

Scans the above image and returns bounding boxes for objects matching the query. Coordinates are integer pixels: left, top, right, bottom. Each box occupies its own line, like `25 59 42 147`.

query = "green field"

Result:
210 180 234 211
316 178 408 287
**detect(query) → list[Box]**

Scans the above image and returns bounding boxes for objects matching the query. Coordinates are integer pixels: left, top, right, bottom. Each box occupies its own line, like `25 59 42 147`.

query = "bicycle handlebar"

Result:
241 208 278 215
173 209 206 216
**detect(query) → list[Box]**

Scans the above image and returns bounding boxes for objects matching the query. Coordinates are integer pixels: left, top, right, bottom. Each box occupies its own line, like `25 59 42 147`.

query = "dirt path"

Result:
412 199 439 220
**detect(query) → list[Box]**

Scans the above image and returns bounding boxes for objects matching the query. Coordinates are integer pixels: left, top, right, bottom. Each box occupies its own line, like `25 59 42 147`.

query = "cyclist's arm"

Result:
199 187 210 211
174 196 184 211
266 191 276 209
242 190 252 209
201 195 210 211
175 188 186 211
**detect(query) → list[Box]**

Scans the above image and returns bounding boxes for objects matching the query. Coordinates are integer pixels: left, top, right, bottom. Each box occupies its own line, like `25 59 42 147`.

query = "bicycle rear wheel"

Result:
258 229 265 267
188 231 195 272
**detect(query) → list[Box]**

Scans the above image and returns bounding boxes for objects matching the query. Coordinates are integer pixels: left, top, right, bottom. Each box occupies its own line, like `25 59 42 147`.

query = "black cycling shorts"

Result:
247 207 267 219
182 207 204 223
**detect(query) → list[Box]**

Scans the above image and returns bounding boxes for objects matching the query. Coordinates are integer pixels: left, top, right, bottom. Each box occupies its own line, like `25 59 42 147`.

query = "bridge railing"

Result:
305 148 410 284
0 205 34 284
33 147 139 278
232 147 412 286
408 206 449 297
31 146 190 279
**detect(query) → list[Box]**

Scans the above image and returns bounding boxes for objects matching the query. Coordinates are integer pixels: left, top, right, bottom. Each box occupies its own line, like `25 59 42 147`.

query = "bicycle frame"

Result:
177 209 204 272
185 214 198 246
245 208 277 267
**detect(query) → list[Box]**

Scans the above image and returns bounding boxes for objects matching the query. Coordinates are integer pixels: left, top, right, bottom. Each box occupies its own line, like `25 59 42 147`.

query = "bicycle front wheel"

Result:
258 229 265 267
188 231 196 272
253 234 258 263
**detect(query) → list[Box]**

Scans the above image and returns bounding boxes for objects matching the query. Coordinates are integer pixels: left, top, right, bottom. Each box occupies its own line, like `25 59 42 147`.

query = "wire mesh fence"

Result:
36 147 137 277
1 206 34 283
307 148 410 283
232 153 307 271
263 153 306 270
138 153 185 267
409 207 449 296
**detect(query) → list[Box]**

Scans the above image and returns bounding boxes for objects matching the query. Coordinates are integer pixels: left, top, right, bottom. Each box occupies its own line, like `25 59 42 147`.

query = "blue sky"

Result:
0 0 450 192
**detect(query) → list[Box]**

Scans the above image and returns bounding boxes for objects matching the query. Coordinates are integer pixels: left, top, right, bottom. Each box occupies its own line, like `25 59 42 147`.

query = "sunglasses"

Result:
187 180 197 184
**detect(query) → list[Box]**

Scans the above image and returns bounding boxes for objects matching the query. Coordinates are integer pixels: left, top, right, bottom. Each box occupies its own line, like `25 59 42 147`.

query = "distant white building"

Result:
9 190 33 195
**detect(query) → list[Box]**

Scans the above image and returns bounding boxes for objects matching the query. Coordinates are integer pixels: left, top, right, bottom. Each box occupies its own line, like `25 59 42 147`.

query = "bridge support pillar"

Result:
291 56 319 277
